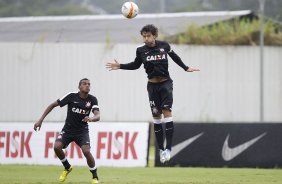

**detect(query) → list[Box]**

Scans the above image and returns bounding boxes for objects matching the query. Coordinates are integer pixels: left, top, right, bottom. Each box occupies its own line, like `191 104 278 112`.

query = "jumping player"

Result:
106 24 200 163
33 78 100 183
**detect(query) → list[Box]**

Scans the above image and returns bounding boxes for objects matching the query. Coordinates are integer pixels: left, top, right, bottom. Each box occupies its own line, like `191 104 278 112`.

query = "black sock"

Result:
154 123 164 150
61 158 71 170
90 168 98 179
165 121 174 150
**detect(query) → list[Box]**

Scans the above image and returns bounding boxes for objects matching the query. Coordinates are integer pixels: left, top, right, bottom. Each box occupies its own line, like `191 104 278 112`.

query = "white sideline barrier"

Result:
0 122 149 167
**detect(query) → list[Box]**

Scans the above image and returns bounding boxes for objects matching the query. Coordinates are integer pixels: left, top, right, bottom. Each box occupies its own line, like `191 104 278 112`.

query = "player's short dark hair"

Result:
140 24 158 37
79 78 89 86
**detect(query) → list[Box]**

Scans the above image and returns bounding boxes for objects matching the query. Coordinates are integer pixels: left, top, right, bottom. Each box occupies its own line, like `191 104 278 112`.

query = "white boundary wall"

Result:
0 43 281 122
0 122 149 167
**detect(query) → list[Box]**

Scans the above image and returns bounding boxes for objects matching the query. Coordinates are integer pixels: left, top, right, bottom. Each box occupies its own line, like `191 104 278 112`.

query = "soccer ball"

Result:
121 1 139 19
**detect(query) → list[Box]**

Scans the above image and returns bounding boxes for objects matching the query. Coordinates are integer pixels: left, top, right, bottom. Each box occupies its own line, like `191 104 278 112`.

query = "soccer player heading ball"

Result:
106 24 200 163
34 78 100 183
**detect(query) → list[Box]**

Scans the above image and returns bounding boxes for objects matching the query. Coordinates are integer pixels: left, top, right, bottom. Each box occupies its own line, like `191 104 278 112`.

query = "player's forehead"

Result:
141 31 153 37
80 79 90 84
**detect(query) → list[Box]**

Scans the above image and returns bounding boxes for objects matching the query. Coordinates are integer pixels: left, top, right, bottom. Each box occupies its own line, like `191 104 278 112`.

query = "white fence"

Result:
0 43 281 122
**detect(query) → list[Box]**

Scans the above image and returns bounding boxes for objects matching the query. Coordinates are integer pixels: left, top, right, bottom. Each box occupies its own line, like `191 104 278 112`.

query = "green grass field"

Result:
0 165 281 184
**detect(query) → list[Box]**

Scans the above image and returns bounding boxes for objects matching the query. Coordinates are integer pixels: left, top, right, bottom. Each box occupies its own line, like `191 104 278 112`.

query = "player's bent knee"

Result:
152 112 162 118
81 146 91 156
151 107 162 117
162 109 172 117
82 149 92 157
54 141 63 151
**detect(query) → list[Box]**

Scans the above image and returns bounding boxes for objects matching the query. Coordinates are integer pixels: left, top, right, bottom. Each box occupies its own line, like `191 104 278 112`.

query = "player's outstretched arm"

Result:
106 53 142 71
106 59 120 71
34 101 59 131
186 67 200 72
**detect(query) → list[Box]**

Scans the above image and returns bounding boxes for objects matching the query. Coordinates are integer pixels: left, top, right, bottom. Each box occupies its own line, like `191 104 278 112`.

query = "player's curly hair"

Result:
140 24 158 37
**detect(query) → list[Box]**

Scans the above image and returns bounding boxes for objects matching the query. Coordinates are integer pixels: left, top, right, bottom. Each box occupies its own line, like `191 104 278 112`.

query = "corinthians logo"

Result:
85 101 91 108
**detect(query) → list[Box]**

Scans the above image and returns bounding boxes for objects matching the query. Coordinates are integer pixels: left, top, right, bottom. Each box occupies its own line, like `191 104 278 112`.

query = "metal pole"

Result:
259 0 265 122
160 0 166 13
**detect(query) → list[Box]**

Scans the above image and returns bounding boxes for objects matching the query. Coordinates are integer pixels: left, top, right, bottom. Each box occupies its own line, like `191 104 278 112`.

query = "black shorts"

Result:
147 79 173 117
55 130 90 149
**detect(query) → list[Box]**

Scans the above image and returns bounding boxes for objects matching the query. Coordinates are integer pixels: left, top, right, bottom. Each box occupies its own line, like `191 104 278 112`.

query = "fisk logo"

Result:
96 131 138 160
0 131 32 158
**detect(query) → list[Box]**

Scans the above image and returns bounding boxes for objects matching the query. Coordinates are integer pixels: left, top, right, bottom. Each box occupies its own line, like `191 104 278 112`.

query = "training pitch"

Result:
0 165 281 184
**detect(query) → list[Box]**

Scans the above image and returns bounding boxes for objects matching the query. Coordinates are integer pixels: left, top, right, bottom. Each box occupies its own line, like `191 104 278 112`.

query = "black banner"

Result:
155 123 282 168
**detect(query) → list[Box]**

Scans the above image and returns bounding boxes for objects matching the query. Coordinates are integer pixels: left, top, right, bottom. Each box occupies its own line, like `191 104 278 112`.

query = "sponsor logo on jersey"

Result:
146 54 166 61
160 48 165 52
72 107 90 115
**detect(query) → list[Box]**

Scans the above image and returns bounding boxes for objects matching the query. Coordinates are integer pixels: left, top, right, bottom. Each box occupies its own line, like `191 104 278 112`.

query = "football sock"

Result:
165 120 174 151
61 157 71 170
89 166 98 179
154 123 164 150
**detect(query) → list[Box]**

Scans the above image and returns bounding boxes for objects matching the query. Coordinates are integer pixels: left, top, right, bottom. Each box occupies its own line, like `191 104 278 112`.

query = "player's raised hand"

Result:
186 67 200 72
106 59 120 71
34 120 43 131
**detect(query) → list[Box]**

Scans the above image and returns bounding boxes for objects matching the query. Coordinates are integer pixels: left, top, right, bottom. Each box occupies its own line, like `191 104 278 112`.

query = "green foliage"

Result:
46 5 92 16
166 19 282 46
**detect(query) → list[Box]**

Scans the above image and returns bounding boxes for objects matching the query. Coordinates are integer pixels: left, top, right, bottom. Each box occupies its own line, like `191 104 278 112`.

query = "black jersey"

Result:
57 92 99 134
120 40 189 79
